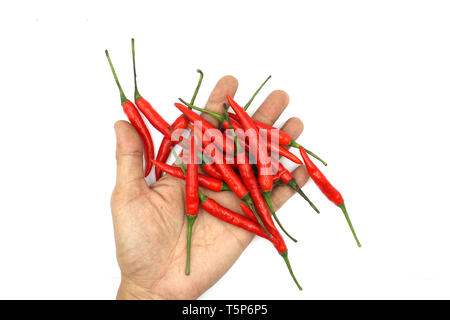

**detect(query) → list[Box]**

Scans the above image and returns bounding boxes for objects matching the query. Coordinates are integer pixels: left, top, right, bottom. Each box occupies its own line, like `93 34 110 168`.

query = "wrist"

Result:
117 276 165 300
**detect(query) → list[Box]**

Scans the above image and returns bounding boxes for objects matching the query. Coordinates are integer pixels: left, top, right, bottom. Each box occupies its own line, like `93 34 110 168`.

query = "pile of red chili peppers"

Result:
105 39 361 291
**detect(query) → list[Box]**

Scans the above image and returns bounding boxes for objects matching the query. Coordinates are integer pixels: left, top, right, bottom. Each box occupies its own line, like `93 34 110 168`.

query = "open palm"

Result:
111 76 308 299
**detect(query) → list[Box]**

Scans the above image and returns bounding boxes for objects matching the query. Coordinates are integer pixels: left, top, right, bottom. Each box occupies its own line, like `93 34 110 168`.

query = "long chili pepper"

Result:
175 149 302 291
189 121 272 238
220 109 278 236
105 50 154 177
155 70 204 180
173 151 270 241
224 107 297 242
201 195 271 241
299 147 361 247
211 154 271 237
181 100 303 165
276 162 320 214
227 95 274 206
185 136 200 275
151 160 230 192
131 39 172 138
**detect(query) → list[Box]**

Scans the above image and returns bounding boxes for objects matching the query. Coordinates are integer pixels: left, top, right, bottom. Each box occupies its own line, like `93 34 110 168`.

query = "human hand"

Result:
111 75 308 299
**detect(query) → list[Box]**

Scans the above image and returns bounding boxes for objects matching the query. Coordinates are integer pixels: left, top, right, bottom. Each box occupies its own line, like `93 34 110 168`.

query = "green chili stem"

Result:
280 251 302 291
220 183 232 191
190 70 203 105
338 202 361 247
131 39 142 101
244 75 271 111
287 179 320 214
105 50 128 104
242 194 272 239
185 215 197 275
223 106 272 239
171 148 187 174
263 191 297 243
290 142 327 166
179 98 224 120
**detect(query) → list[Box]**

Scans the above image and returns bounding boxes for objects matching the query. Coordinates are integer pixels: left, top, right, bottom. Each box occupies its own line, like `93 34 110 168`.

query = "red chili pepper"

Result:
155 70 204 181
200 195 270 240
155 116 189 181
131 39 172 138
234 114 327 166
181 101 303 164
299 147 361 247
224 108 297 242
151 160 230 192
172 150 288 282
185 136 200 275
105 50 154 177
191 120 271 237
174 149 301 291
227 95 273 193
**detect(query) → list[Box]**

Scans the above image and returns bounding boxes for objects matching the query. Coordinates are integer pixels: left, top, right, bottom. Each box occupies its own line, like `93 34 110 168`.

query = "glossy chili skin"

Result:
227 95 273 192
239 203 257 222
202 163 223 180
154 139 172 181
242 159 278 233
152 160 228 192
228 113 292 146
201 194 286 254
122 101 154 177
200 196 270 240
252 117 292 146
186 136 200 216
299 147 342 205
186 124 224 180
276 162 295 184
105 50 154 177
191 122 248 199
135 96 172 138
155 115 189 181
174 103 233 153
223 120 303 165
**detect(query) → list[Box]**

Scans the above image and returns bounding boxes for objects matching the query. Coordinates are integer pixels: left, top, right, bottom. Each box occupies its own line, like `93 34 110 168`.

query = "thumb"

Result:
114 120 145 185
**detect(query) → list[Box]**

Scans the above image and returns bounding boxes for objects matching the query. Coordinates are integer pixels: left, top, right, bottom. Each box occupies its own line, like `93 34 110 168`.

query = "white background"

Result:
0 0 449 299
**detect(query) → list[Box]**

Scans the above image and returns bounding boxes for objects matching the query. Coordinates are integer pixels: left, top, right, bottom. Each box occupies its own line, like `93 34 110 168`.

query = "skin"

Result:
111 76 308 299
